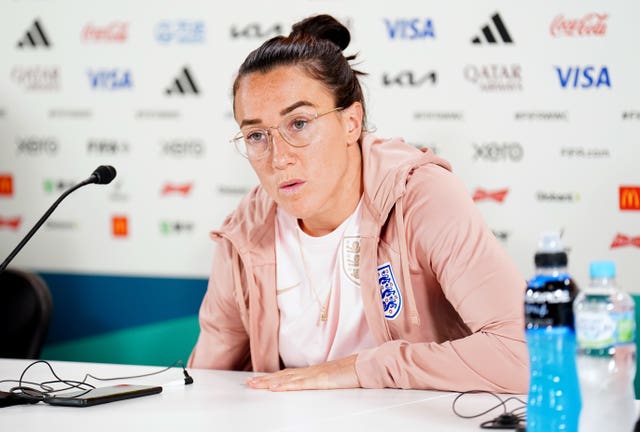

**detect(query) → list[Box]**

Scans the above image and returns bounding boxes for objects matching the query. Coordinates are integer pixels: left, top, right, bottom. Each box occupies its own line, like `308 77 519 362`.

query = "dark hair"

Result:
232 14 367 129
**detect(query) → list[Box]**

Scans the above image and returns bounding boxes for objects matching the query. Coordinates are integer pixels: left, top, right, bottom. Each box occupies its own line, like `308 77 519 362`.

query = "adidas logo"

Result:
165 67 200 95
16 19 51 48
471 13 513 44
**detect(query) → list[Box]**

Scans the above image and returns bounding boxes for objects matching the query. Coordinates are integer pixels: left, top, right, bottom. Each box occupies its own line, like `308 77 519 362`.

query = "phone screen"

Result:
44 384 162 407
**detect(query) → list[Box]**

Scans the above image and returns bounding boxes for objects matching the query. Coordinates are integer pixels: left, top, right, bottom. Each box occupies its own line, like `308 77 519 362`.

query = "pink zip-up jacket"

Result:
189 133 529 393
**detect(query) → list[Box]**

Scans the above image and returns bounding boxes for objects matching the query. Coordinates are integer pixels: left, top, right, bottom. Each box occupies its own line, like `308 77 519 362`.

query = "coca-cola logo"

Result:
81 22 128 42
550 13 608 37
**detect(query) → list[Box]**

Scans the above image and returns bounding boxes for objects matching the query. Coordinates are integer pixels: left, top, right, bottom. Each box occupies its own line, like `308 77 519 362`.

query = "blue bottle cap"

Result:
589 260 616 278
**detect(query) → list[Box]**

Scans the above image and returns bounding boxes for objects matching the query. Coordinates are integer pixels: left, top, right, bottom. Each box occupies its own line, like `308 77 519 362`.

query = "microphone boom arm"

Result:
0 165 116 272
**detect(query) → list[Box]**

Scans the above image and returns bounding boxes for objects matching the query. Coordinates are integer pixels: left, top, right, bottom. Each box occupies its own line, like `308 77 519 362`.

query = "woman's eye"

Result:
246 131 266 142
289 117 310 131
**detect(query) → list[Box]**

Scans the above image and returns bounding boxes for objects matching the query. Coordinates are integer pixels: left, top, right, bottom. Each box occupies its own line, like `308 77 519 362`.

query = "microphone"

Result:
89 165 117 185
0 165 117 272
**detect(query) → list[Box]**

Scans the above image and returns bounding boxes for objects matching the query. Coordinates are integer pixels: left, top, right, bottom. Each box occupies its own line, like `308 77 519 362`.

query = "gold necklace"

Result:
295 225 332 322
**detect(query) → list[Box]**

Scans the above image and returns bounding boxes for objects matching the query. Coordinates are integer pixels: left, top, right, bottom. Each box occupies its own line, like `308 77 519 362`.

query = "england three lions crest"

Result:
377 262 402 319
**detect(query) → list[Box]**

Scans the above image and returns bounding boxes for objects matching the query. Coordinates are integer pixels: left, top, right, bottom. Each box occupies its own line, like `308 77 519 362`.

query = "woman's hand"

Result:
245 354 360 391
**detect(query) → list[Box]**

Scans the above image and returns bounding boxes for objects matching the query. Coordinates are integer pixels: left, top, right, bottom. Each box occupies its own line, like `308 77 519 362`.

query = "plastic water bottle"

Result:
574 261 637 432
525 231 581 432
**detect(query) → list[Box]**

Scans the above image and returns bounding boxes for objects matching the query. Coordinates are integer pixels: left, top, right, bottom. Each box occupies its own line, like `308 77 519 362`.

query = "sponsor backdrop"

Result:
1 1 638 366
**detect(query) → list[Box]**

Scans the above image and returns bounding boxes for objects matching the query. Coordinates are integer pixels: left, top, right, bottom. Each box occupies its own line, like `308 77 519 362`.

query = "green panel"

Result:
42 315 200 367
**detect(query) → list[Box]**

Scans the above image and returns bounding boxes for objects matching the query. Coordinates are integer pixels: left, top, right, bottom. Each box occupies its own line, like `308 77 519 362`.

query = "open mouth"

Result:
279 179 306 194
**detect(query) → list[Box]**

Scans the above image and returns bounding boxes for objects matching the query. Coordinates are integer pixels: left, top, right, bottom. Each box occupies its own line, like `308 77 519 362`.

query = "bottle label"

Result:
615 311 635 344
525 301 574 329
525 273 577 329
576 310 635 348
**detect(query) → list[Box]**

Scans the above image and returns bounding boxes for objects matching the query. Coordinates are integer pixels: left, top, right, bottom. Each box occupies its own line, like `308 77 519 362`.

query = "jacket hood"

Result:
211 186 276 253
360 133 452 225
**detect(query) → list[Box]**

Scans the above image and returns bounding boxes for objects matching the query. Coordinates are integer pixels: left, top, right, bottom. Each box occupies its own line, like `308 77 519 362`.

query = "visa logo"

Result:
87 69 132 89
384 18 435 39
555 66 611 88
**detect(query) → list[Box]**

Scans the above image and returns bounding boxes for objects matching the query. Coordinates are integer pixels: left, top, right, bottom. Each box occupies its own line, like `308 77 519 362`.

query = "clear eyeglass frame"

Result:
230 107 343 160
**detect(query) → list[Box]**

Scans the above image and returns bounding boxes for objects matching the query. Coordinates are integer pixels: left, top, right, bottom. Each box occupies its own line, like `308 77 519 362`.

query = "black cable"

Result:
2 359 193 404
452 390 526 430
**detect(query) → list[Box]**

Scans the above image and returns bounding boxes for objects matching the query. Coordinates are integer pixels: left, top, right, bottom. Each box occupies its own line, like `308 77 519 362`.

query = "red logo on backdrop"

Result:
550 13 608 37
81 22 128 42
161 182 193 196
610 234 640 249
619 186 640 210
112 216 128 237
0 216 21 230
0 175 13 196
472 188 509 203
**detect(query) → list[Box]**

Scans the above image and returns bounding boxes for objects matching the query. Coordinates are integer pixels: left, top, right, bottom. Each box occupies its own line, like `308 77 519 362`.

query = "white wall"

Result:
1 0 638 291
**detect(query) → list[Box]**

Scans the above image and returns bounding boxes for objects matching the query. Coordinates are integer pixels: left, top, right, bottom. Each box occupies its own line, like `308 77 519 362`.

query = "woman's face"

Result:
233 65 363 233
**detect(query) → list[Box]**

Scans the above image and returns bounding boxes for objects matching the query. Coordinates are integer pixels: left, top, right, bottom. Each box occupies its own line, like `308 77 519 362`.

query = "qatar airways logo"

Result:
550 13 608 37
81 22 128 42
11 66 60 91
464 64 522 92
472 188 509 203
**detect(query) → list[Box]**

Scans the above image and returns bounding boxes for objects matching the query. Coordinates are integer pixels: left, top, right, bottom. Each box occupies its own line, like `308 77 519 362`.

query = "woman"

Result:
189 14 528 393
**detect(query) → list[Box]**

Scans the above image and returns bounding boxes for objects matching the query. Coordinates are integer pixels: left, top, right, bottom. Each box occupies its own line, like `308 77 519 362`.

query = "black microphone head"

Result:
90 165 117 185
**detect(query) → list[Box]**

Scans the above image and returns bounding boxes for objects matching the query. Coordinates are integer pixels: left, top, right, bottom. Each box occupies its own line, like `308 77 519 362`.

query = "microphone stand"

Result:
0 178 93 272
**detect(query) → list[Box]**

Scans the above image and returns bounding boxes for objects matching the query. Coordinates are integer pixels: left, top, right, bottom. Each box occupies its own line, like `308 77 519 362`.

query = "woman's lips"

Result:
278 179 306 195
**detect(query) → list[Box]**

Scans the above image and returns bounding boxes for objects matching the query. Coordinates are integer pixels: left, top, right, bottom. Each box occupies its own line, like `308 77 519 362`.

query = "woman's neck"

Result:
299 150 363 237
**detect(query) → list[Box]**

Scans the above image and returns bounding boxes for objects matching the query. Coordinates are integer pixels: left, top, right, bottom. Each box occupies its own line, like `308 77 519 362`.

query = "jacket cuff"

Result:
355 343 399 389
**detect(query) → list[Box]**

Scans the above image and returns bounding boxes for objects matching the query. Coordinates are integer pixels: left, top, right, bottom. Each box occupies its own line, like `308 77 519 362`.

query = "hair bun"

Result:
290 14 350 51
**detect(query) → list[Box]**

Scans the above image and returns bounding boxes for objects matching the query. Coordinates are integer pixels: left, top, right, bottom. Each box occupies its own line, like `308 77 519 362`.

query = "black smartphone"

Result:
43 384 162 407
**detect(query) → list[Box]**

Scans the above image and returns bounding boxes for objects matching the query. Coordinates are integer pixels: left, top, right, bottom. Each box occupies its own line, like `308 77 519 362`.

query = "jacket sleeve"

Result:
355 164 529 393
188 238 251 370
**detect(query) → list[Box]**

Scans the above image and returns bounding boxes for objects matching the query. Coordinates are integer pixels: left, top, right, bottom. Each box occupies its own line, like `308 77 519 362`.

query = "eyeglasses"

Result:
230 107 343 160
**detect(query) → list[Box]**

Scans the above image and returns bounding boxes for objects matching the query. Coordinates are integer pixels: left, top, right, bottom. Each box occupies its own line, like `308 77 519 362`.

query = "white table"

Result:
0 358 526 431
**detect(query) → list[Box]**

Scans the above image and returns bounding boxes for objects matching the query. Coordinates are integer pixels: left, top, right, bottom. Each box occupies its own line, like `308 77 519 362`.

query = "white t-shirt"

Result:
275 200 377 367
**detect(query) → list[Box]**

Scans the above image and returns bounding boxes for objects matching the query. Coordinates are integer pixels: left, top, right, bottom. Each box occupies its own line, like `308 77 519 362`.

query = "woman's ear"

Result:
343 102 363 146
